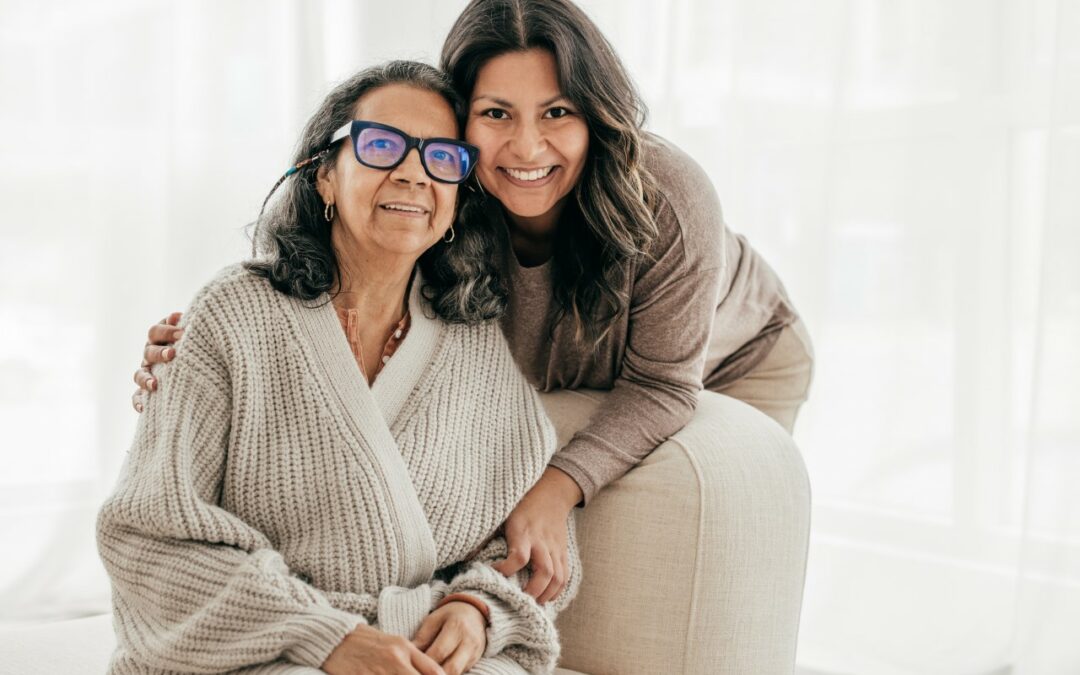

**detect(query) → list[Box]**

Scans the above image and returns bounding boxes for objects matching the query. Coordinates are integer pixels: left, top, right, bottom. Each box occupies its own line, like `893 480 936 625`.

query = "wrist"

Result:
540 466 584 510
437 592 491 626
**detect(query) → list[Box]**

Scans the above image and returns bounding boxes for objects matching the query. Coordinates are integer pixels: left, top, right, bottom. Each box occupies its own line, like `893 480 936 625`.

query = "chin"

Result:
497 194 556 218
378 235 437 257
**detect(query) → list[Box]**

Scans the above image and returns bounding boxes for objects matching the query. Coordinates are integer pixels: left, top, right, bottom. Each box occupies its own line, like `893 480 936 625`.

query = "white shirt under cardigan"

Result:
97 265 580 675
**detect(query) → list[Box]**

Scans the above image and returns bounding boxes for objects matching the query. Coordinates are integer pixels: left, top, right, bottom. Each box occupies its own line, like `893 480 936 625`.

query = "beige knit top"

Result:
97 265 580 674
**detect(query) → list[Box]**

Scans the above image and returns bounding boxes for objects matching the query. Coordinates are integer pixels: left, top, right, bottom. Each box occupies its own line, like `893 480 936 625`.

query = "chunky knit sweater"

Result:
97 265 580 675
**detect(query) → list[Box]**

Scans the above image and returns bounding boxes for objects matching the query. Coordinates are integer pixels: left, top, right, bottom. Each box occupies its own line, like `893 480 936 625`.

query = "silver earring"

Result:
443 225 455 244
324 202 335 222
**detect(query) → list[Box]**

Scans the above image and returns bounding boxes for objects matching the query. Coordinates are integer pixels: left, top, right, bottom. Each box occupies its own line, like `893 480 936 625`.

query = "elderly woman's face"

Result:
319 84 459 259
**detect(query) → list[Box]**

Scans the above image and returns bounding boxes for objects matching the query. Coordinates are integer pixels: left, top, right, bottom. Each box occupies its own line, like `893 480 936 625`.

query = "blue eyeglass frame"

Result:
328 120 479 184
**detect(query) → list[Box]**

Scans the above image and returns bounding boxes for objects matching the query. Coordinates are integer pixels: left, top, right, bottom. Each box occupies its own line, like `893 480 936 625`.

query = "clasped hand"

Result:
323 601 485 675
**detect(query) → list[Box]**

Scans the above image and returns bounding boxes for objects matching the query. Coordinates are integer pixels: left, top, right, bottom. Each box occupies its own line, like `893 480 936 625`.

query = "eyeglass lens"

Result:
355 127 472 182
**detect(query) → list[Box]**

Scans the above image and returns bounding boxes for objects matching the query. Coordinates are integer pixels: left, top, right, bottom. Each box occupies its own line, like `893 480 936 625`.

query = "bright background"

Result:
1 1 1078 673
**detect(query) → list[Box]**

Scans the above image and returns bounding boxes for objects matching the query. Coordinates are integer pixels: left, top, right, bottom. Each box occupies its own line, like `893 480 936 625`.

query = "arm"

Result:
499 236 717 603
547 190 725 506
100 300 442 673
101 352 359 670
498 184 724 605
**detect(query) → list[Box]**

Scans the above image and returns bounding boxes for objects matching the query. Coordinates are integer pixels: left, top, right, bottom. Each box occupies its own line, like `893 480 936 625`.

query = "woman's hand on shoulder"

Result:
412 601 487 675
322 622 447 675
131 312 183 412
493 467 581 604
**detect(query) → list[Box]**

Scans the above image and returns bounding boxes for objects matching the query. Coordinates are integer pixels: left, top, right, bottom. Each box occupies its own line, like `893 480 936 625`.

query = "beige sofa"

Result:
0 390 810 674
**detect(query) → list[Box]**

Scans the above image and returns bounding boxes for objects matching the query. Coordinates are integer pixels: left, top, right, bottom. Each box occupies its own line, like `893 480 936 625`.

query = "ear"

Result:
315 157 337 205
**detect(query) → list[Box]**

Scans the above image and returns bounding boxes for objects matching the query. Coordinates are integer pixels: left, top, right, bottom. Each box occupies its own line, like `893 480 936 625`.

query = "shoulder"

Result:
641 133 723 217
176 263 282 353
187 263 274 311
439 317 538 394
441 317 512 361
148 265 261 389
181 263 288 329
637 134 727 274
436 318 556 450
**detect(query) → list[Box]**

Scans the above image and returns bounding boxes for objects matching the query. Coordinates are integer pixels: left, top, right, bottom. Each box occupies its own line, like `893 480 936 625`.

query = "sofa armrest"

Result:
539 389 811 675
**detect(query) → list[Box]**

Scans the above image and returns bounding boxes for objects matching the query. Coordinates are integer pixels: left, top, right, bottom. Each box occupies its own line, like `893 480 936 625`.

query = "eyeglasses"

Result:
260 120 479 221
328 120 479 184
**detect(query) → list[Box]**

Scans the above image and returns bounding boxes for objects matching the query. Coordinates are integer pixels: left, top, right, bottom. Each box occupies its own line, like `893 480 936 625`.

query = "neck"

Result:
504 197 569 267
509 228 555 267
331 230 414 319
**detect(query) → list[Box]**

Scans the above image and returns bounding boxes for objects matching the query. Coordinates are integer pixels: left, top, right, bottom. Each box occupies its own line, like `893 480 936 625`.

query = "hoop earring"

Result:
443 225 455 244
324 202 335 222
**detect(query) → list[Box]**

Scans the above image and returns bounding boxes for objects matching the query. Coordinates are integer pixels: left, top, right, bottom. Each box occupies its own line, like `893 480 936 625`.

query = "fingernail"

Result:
135 402 143 412
147 378 155 390
164 348 173 359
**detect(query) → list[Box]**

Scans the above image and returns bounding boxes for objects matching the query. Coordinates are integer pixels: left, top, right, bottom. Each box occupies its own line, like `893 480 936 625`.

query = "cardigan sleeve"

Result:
97 302 384 672
438 516 581 673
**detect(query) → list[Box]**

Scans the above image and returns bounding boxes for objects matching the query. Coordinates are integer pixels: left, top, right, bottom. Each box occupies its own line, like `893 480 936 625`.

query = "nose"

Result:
388 146 429 186
507 119 546 164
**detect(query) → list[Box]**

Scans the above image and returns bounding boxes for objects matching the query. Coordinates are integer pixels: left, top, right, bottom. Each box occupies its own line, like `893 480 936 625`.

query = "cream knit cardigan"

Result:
97 265 580 675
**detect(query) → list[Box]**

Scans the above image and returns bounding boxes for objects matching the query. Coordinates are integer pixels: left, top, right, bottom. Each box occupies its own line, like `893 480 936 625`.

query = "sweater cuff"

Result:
547 451 599 507
281 604 365 669
376 583 438 638
468 590 529 659
444 564 559 671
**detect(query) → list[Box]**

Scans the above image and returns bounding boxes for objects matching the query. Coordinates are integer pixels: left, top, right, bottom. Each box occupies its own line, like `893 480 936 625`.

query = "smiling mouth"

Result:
379 203 429 215
500 166 557 182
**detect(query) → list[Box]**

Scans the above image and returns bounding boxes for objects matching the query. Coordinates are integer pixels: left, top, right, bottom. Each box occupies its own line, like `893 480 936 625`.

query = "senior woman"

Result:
133 0 812 611
99 61 578 675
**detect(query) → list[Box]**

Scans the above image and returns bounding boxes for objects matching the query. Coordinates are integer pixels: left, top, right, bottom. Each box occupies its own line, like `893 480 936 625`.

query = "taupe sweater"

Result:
502 134 797 504
97 265 580 675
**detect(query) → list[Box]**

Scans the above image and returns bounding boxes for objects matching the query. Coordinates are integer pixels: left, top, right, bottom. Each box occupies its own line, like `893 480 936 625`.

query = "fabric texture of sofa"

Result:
0 389 810 675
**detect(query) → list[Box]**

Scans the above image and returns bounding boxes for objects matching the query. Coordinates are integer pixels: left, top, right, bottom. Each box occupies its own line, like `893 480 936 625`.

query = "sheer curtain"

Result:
1 1 1077 673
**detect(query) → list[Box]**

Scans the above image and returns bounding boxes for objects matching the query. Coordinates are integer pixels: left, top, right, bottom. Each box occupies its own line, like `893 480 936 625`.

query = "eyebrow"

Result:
472 94 570 108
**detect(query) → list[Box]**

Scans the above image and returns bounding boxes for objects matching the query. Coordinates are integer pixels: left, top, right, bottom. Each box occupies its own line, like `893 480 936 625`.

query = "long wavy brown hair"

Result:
442 0 659 343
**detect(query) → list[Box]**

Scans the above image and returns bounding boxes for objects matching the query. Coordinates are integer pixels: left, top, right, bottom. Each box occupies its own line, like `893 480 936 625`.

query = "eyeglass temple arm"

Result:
282 123 351 177
329 122 352 144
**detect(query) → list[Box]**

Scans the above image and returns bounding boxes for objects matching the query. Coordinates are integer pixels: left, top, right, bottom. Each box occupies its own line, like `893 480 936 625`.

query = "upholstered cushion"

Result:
542 390 810 675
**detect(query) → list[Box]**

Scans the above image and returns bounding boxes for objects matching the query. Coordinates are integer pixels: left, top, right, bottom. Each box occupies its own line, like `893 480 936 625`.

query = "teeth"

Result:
383 204 424 213
505 166 554 181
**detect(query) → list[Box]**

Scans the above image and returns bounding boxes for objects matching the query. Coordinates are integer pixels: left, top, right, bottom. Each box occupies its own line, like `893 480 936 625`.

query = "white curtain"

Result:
1 1 1077 672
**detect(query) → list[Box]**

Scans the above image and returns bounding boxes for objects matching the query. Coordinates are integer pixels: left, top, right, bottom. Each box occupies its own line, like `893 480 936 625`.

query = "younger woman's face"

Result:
466 49 589 233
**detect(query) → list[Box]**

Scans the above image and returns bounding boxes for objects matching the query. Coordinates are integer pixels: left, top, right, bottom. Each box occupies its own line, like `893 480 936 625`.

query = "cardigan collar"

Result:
369 274 442 426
